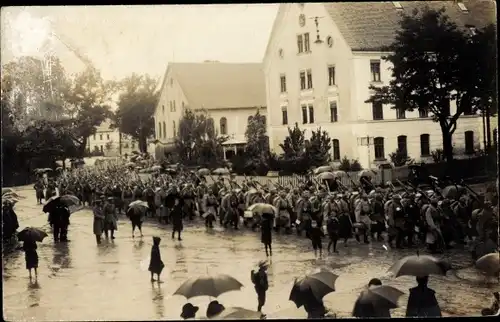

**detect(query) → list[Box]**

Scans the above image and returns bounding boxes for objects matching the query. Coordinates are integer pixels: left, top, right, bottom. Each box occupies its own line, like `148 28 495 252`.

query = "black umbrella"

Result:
289 269 338 308
18 227 48 242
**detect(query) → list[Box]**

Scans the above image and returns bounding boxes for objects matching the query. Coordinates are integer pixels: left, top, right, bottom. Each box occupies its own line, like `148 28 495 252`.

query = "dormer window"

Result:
457 1 468 12
392 2 403 10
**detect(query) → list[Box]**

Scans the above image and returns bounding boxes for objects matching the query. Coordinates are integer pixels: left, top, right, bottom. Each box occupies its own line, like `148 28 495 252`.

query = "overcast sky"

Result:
1 5 278 81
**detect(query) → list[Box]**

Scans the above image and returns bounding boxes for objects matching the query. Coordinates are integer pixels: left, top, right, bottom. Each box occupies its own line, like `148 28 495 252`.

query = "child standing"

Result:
148 236 165 282
22 240 39 280
310 221 324 257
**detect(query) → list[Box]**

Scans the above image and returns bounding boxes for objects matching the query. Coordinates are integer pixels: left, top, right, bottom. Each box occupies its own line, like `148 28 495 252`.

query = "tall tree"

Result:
175 108 227 166
244 109 270 166
279 123 306 160
306 128 331 166
365 7 484 163
63 67 117 156
114 73 158 153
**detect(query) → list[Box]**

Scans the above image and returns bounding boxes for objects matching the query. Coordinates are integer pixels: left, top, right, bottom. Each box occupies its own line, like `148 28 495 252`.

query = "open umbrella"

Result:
213 168 230 175
356 285 404 309
475 252 500 275
2 188 16 196
129 200 149 209
126 162 135 167
151 165 162 171
316 172 336 181
18 227 48 242
289 269 338 308
198 168 211 176
314 166 333 175
213 307 262 319
388 254 451 278
43 195 81 213
247 203 277 215
441 185 465 199
332 170 347 177
359 170 375 178
173 274 244 299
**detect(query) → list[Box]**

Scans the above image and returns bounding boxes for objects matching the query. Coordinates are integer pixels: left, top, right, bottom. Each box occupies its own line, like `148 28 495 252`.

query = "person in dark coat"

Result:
2 200 19 243
48 200 70 243
180 303 199 319
22 240 38 279
171 196 184 241
148 236 165 282
327 215 340 253
405 275 442 317
261 216 273 256
127 205 144 238
309 220 324 257
251 261 269 315
206 300 225 318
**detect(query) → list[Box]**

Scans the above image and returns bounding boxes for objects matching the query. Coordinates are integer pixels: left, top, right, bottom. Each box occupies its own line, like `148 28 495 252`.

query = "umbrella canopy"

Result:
313 166 333 175
441 185 465 199
359 170 375 178
332 170 348 177
388 254 451 278
126 162 135 167
2 188 15 196
316 172 336 181
289 269 338 308
151 165 162 171
213 168 230 175
2 191 23 200
198 168 211 176
357 285 404 309
43 195 81 213
18 227 48 242
173 274 243 299
247 203 277 215
475 252 500 275
129 200 149 209
213 307 262 320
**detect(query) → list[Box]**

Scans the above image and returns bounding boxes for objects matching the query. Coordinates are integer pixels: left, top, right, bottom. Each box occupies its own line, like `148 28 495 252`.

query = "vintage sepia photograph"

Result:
1 1 498 320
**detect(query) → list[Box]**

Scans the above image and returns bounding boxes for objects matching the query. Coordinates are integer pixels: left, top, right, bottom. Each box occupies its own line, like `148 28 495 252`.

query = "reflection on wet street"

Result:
3 187 496 320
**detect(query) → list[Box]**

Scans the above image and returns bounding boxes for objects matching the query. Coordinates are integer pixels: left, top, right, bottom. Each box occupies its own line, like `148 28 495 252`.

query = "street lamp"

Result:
357 136 374 169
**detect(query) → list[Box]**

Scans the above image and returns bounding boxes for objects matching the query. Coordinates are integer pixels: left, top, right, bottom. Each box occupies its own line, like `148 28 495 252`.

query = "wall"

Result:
204 107 267 143
264 3 355 157
154 68 189 143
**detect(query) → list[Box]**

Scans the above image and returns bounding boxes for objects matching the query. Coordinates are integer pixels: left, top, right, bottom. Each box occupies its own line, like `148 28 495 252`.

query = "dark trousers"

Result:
256 288 266 312
53 224 61 242
60 225 68 241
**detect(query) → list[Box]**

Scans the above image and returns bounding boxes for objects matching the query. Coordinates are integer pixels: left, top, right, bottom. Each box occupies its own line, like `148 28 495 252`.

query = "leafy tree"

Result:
306 128 331 167
338 156 363 172
105 141 114 151
279 123 306 160
365 7 492 163
114 73 158 153
389 148 413 167
175 108 227 166
244 109 270 171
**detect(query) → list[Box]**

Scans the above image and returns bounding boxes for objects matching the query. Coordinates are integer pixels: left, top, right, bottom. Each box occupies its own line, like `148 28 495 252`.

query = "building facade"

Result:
154 62 267 160
87 119 140 157
263 1 496 169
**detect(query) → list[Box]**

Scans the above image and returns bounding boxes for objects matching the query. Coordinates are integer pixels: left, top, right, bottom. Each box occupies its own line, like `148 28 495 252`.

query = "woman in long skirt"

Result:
22 240 38 279
93 199 105 244
148 236 165 282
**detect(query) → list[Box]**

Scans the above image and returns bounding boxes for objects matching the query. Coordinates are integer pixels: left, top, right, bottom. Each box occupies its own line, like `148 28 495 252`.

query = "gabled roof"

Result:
324 0 496 51
167 62 266 110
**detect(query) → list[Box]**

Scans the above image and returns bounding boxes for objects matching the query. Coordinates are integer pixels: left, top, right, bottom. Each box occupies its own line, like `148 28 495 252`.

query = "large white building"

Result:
263 1 496 169
153 62 267 160
87 119 140 157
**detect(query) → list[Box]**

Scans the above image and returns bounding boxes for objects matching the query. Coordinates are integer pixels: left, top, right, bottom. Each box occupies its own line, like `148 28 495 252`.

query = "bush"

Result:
431 148 445 163
231 153 270 176
338 156 363 172
389 149 414 167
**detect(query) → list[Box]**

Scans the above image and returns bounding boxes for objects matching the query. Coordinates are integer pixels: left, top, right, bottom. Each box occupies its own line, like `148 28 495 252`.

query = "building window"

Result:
370 60 381 82
93 134 96 140
100 145 104 152
304 33 310 52
418 109 428 118
107 134 110 140
300 71 306 90
280 75 287 93
281 107 288 125
173 121 176 137
162 122 166 138
162 105 165 113
173 101 176 112
397 135 407 156
328 65 335 86
332 139 340 161
372 101 384 120
99 134 103 140
330 101 338 122
374 137 385 160
169 101 172 112
220 117 227 135
308 105 315 124
301 105 307 124
465 131 474 154
306 69 313 89
157 122 161 138
170 79 174 86
396 108 406 119
420 134 430 156
442 100 450 116
297 34 304 53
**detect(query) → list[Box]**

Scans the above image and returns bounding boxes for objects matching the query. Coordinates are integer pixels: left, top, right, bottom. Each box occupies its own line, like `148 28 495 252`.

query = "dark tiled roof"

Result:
169 62 266 110
324 0 496 51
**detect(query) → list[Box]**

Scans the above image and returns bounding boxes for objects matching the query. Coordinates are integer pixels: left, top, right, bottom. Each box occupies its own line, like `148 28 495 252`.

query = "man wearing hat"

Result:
251 260 269 315
180 303 199 319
